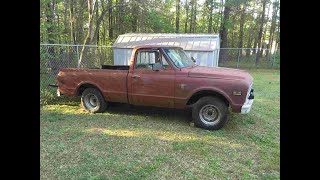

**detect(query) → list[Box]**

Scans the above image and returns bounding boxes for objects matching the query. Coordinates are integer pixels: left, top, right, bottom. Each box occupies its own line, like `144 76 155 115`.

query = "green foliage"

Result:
40 89 55 106
146 9 175 33
272 50 280 68
40 0 280 51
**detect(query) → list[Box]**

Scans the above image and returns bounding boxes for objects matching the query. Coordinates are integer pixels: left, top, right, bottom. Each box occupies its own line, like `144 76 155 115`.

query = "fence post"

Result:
76 45 80 68
237 49 240 68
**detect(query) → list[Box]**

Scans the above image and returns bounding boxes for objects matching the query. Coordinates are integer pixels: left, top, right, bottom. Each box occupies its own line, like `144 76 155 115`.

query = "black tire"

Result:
192 96 228 130
81 88 108 113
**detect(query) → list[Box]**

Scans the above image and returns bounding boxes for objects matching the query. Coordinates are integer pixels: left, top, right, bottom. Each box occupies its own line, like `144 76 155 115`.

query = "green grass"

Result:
40 69 280 179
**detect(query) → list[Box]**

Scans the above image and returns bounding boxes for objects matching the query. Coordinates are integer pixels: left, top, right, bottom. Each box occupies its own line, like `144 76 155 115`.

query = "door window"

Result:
135 50 160 69
135 49 171 70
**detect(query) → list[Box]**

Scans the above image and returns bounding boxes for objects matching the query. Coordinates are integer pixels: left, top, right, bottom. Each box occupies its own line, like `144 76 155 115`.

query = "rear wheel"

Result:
81 88 108 113
192 96 228 130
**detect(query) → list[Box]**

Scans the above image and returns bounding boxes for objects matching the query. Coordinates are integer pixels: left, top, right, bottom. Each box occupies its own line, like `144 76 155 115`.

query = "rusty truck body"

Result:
57 45 254 130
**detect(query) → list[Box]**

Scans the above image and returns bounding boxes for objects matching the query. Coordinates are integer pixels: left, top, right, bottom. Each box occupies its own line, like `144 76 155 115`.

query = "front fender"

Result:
186 87 234 106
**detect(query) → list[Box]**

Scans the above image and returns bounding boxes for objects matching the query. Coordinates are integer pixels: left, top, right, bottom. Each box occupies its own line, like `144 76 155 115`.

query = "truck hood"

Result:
188 66 253 82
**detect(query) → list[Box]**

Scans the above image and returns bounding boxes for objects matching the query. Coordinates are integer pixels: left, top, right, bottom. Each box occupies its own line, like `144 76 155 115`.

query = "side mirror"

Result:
152 62 162 71
191 57 196 63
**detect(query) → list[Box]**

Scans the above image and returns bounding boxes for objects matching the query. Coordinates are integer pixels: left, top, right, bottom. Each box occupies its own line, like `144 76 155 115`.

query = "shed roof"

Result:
112 33 219 51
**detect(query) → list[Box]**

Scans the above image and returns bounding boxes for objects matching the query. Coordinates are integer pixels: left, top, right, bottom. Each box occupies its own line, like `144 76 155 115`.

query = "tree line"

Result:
40 0 280 64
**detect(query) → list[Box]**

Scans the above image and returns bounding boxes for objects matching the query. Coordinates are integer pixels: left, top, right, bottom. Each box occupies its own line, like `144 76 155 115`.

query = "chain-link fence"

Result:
40 44 114 94
40 44 280 95
217 48 280 69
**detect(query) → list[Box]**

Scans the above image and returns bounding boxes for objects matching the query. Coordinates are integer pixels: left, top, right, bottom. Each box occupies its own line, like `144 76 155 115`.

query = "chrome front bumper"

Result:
241 99 254 114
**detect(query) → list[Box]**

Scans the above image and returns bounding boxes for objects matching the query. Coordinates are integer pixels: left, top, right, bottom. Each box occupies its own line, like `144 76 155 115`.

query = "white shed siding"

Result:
112 33 220 67
113 48 133 65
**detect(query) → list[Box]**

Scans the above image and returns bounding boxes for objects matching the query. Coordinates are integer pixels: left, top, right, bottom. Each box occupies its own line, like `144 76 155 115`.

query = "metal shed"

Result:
112 33 220 67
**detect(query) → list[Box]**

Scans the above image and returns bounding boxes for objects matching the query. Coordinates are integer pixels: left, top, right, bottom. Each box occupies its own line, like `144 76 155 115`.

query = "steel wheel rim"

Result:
199 104 220 125
84 93 99 109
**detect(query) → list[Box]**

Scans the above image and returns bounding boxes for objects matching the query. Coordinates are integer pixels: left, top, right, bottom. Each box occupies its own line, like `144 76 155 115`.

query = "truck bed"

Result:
57 68 129 103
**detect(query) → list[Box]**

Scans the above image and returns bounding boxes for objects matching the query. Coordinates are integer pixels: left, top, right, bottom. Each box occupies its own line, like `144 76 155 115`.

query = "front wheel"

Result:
81 88 108 113
192 96 228 130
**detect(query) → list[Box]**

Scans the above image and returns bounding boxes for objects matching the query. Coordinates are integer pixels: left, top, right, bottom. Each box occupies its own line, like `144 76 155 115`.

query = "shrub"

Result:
40 89 55 106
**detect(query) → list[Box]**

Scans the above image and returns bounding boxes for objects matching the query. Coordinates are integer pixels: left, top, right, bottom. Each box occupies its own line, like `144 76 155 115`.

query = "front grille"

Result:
246 83 253 98
248 89 254 99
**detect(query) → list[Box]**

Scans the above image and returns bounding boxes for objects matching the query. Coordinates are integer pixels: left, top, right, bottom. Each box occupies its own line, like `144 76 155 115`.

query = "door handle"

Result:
132 74 140 78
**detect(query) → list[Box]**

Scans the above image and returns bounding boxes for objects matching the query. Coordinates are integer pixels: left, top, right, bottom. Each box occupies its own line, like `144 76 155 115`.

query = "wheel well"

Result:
77 83 100 96
187 90 229 106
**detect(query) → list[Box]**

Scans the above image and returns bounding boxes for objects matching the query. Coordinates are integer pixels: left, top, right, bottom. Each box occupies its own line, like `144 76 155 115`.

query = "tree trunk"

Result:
245 27 253 57
184 0 189 33
189 0 193 33
264 2 271 58
175 0 180 33
108 0 113 39
114 3 118 33
219 0 223 31
251 2 260 55
102 18 106 44
276 15 280 49
116 0 121 34
69 0 76 44
262 1 271 58
92 1 109 45
246 37 252 57
255 0 267 65
63 0 68 34
219 0 230 63
57 13 61 43
231 31 234 48
79 0 96 68
95 0 99 45
76 1 85 44
230 15 235 48
47 0 55 45
208 0 213 33
246 2 258 56
118 0 125 34
252 16 259 55
47 0 59 74
238 3 246 58
193 0 197 32
115 0 119 34
131 0 138 32
140 2 145 32
267 0 279 59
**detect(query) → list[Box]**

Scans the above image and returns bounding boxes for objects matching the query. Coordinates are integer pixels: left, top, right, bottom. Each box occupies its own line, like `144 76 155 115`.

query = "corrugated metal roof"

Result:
112 33 219 51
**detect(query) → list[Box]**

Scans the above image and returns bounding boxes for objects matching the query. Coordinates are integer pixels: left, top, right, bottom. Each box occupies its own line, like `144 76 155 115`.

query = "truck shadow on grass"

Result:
46 96 248 131
109 102 192 119
49 96 193 123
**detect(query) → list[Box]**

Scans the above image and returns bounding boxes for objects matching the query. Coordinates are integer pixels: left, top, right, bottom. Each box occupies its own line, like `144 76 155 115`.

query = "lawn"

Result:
40 69 280 179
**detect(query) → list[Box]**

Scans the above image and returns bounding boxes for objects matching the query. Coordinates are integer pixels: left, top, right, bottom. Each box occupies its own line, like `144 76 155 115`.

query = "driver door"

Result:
129 49 175 108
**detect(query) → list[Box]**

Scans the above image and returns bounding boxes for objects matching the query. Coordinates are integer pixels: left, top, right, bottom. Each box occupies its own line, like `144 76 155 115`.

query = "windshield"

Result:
163 48 195 68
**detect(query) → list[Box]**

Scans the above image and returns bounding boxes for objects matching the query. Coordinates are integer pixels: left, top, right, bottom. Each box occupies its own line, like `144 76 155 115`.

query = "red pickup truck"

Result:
57 45 254 130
